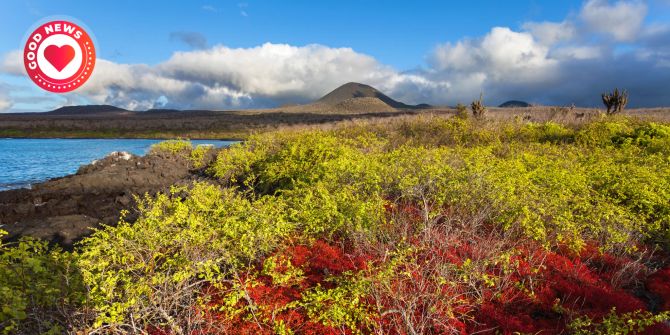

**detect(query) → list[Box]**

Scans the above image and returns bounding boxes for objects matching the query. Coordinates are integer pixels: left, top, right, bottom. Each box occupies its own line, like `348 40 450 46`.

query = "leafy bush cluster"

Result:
149 139 193 156
2 116 670 334
0 233 87 334
149 139 214 169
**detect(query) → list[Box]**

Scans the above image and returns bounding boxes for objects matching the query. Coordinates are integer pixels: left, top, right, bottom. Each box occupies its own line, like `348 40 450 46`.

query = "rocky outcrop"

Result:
0 151 206 248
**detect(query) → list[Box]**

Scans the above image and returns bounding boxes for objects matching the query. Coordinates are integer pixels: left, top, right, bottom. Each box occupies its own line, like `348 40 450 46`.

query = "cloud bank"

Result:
1 0 670 111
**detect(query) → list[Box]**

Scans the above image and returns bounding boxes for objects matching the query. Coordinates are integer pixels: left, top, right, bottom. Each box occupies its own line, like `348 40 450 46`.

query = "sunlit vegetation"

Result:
149 139 215 169
2 115 670 334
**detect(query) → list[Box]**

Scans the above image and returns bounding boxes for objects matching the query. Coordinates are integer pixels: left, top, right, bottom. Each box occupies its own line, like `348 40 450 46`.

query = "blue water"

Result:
0 139 235 191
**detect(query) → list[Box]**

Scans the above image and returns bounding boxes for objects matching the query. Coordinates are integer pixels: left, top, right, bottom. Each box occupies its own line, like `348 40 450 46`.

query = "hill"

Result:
499 100 531 108
45 105 131 116
318 82 425 109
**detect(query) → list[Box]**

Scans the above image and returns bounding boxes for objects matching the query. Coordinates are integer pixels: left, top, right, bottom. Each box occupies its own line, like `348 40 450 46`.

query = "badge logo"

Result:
23 20 96 93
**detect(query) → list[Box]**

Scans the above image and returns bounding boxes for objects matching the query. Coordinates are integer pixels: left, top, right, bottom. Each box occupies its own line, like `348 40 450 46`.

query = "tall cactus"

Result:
471 93 487 119
601 88 628 115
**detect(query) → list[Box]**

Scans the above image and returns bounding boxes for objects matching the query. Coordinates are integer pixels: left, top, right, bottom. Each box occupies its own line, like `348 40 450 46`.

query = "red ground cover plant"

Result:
151 239 670 335
465 245 670 334
194 240 370 335
152 203 670 334
370 203 670 335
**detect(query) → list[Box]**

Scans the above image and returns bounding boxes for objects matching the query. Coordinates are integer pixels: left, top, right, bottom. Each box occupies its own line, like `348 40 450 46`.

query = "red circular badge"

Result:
23 20 96 93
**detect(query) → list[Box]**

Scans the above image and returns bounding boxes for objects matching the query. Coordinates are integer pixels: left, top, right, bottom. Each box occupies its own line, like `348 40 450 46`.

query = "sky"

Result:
1 0 670 112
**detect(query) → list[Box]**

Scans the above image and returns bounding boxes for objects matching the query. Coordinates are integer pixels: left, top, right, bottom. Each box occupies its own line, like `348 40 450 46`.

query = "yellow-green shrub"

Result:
0 232 86 335
149 139 193 156
208 119 670 251
189 144 214 169
299 275 374 334
282 182 386 239
569 308 670 335
77 182 293 328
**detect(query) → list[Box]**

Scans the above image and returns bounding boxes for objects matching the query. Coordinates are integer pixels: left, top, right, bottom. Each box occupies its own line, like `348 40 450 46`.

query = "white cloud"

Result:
432 27 557 77
580 0 647 41
60 43 443 110
429 27 560 101
417 0 670 107
74 59 251 110
159 43 392 100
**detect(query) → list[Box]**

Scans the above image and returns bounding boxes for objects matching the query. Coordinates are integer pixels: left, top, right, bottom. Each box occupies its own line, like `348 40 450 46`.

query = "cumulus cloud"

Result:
421 0 670 107
425 25 670 107
431 27 557 81
55 43 441 110
580 0 647 41
160 44 396 100
169 31 208 49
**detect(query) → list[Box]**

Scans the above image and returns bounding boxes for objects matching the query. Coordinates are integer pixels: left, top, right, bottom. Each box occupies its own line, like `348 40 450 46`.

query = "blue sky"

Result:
1 1 587 68
1 0 670 112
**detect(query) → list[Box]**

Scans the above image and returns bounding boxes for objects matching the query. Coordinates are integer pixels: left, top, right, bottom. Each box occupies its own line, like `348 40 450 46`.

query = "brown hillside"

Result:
318 82 413 109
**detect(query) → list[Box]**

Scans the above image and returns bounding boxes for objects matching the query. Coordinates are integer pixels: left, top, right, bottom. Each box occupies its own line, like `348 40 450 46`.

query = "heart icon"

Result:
44 44 75 72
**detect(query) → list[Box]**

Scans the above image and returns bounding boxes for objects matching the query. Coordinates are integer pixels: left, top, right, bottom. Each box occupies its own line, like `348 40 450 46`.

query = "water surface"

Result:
0 138 234 191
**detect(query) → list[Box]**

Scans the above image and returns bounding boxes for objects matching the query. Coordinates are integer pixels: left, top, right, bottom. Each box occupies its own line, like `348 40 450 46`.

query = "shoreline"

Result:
0 147 210 248
0 139 238 194
0 136 244 141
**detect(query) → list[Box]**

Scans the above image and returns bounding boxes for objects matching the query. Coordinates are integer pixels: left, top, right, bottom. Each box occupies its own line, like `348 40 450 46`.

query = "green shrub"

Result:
300 275 374 334
612 122 670 154
455 103 469 119
208 134 277 188
574 120 634 147
189 144 214 169
282 182 386 239
516 122 574 143
206 118 670 252
149 139 193 156
3 116 670 333
569 308 670 335
77 182 293 329
0 232 86 335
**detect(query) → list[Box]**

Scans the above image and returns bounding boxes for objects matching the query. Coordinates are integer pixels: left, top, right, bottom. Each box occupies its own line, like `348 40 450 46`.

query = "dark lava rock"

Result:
0 151 206 249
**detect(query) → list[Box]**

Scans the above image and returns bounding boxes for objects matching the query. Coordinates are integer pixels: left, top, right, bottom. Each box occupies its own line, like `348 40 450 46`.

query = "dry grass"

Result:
1 102 669 140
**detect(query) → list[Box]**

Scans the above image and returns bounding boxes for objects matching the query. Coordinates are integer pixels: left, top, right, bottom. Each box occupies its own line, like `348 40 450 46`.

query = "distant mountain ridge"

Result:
33 83 429 115
499 100 531 108
45 105 129 115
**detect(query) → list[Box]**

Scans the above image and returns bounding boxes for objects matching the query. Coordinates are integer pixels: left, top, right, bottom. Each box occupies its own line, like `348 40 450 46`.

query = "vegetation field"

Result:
2 114 670 334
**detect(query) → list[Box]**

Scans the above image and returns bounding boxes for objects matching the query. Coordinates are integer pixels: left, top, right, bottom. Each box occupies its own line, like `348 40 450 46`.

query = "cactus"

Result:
601 88 628 115
471 93 487 119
